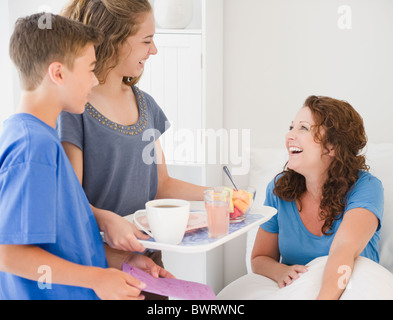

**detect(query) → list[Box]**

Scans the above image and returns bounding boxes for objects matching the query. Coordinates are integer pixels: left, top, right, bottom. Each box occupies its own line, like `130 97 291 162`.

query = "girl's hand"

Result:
97 207 150 252
277 264 308 288
124 253 175 279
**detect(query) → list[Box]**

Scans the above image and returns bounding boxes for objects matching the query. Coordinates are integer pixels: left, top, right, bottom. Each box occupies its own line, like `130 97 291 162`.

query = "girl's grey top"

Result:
56 86 169 216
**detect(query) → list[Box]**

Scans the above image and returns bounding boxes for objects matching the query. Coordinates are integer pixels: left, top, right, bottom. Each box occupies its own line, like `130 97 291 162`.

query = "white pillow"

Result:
270 255 393 300
218 256 393 300
248 148 288 210
365 143 393 273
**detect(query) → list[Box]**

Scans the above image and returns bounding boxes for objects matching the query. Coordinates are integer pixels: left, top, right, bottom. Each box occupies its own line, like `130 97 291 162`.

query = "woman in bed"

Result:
222 96 387 299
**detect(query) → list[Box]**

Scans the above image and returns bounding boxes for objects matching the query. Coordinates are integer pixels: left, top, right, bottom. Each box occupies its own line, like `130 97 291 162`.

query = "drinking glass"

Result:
203 187 230 238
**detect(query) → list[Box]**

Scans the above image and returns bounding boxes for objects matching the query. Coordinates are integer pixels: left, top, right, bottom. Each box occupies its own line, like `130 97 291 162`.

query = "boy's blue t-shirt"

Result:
0 114 108 300
261 171 384 266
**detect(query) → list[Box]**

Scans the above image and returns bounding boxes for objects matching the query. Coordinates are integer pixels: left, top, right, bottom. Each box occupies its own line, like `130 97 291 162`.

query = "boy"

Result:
0 13 172 300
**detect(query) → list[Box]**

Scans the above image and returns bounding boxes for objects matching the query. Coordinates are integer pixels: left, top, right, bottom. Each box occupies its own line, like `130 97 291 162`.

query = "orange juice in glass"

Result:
204 188 230 238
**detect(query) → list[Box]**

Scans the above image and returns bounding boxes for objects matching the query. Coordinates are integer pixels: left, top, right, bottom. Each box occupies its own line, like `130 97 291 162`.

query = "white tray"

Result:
123 203 277 254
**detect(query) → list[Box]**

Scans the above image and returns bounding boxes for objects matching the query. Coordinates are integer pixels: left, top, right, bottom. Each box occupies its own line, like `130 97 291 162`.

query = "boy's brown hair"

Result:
9 12 103 91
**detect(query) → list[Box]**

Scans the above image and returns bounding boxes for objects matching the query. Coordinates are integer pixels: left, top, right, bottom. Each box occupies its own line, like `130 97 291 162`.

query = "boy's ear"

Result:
47 62 66 85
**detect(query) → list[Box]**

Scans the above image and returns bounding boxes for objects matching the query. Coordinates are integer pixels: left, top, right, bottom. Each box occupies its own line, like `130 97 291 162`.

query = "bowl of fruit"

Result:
224 186 256 223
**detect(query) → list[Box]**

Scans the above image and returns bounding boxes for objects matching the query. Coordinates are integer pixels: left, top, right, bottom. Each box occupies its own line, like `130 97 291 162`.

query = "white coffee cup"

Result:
134 199 190 245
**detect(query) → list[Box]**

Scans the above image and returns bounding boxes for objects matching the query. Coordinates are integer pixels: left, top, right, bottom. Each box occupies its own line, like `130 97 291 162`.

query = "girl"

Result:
57 0 207 255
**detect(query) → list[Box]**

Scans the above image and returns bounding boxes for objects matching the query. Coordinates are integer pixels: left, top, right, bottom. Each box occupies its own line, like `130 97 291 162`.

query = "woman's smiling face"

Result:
286 107 334 177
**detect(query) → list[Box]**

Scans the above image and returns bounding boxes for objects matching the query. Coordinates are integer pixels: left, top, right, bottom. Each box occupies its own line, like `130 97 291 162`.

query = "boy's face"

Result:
62 44 98 114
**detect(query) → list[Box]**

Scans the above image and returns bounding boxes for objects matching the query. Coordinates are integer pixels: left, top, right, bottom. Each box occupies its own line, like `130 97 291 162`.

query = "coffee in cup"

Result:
134 199 190 245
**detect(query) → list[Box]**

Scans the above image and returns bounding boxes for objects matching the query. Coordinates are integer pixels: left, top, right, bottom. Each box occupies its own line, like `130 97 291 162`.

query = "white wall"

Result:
6 0 393 148
224 0 393 149
0 1 14 130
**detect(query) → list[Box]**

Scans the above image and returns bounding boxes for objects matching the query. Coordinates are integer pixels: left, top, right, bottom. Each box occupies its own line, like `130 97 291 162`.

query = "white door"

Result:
139 33 203 164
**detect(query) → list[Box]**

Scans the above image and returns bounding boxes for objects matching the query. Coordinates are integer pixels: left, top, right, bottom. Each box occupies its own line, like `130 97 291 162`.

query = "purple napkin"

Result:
122 263 216 300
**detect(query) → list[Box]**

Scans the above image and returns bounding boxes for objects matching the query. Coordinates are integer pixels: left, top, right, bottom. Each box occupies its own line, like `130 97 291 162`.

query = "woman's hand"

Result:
276 264 308 288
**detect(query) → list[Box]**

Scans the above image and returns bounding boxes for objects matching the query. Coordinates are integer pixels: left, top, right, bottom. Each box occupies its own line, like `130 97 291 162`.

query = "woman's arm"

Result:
316 208 379 300
251 228 308 288
62 142 83 184
155 140 208 200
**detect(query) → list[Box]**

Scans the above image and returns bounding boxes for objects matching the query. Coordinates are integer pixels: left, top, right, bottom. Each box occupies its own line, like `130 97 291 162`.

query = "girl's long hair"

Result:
274 96 369 235
62 0 152 86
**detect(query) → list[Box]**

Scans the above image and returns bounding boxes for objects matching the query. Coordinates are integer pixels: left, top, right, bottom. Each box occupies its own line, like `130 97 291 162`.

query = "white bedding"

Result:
217 256 393 300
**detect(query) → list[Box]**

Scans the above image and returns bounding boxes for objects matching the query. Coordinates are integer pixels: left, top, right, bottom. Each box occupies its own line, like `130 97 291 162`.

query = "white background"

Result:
2 0 393 147
223 0 393 149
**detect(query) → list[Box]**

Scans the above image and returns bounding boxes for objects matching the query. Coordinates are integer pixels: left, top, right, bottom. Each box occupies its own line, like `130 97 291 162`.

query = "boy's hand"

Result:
91 267 147 300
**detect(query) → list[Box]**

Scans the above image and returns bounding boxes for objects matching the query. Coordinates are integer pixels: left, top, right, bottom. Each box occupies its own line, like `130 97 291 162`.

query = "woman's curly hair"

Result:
273 96 369 235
